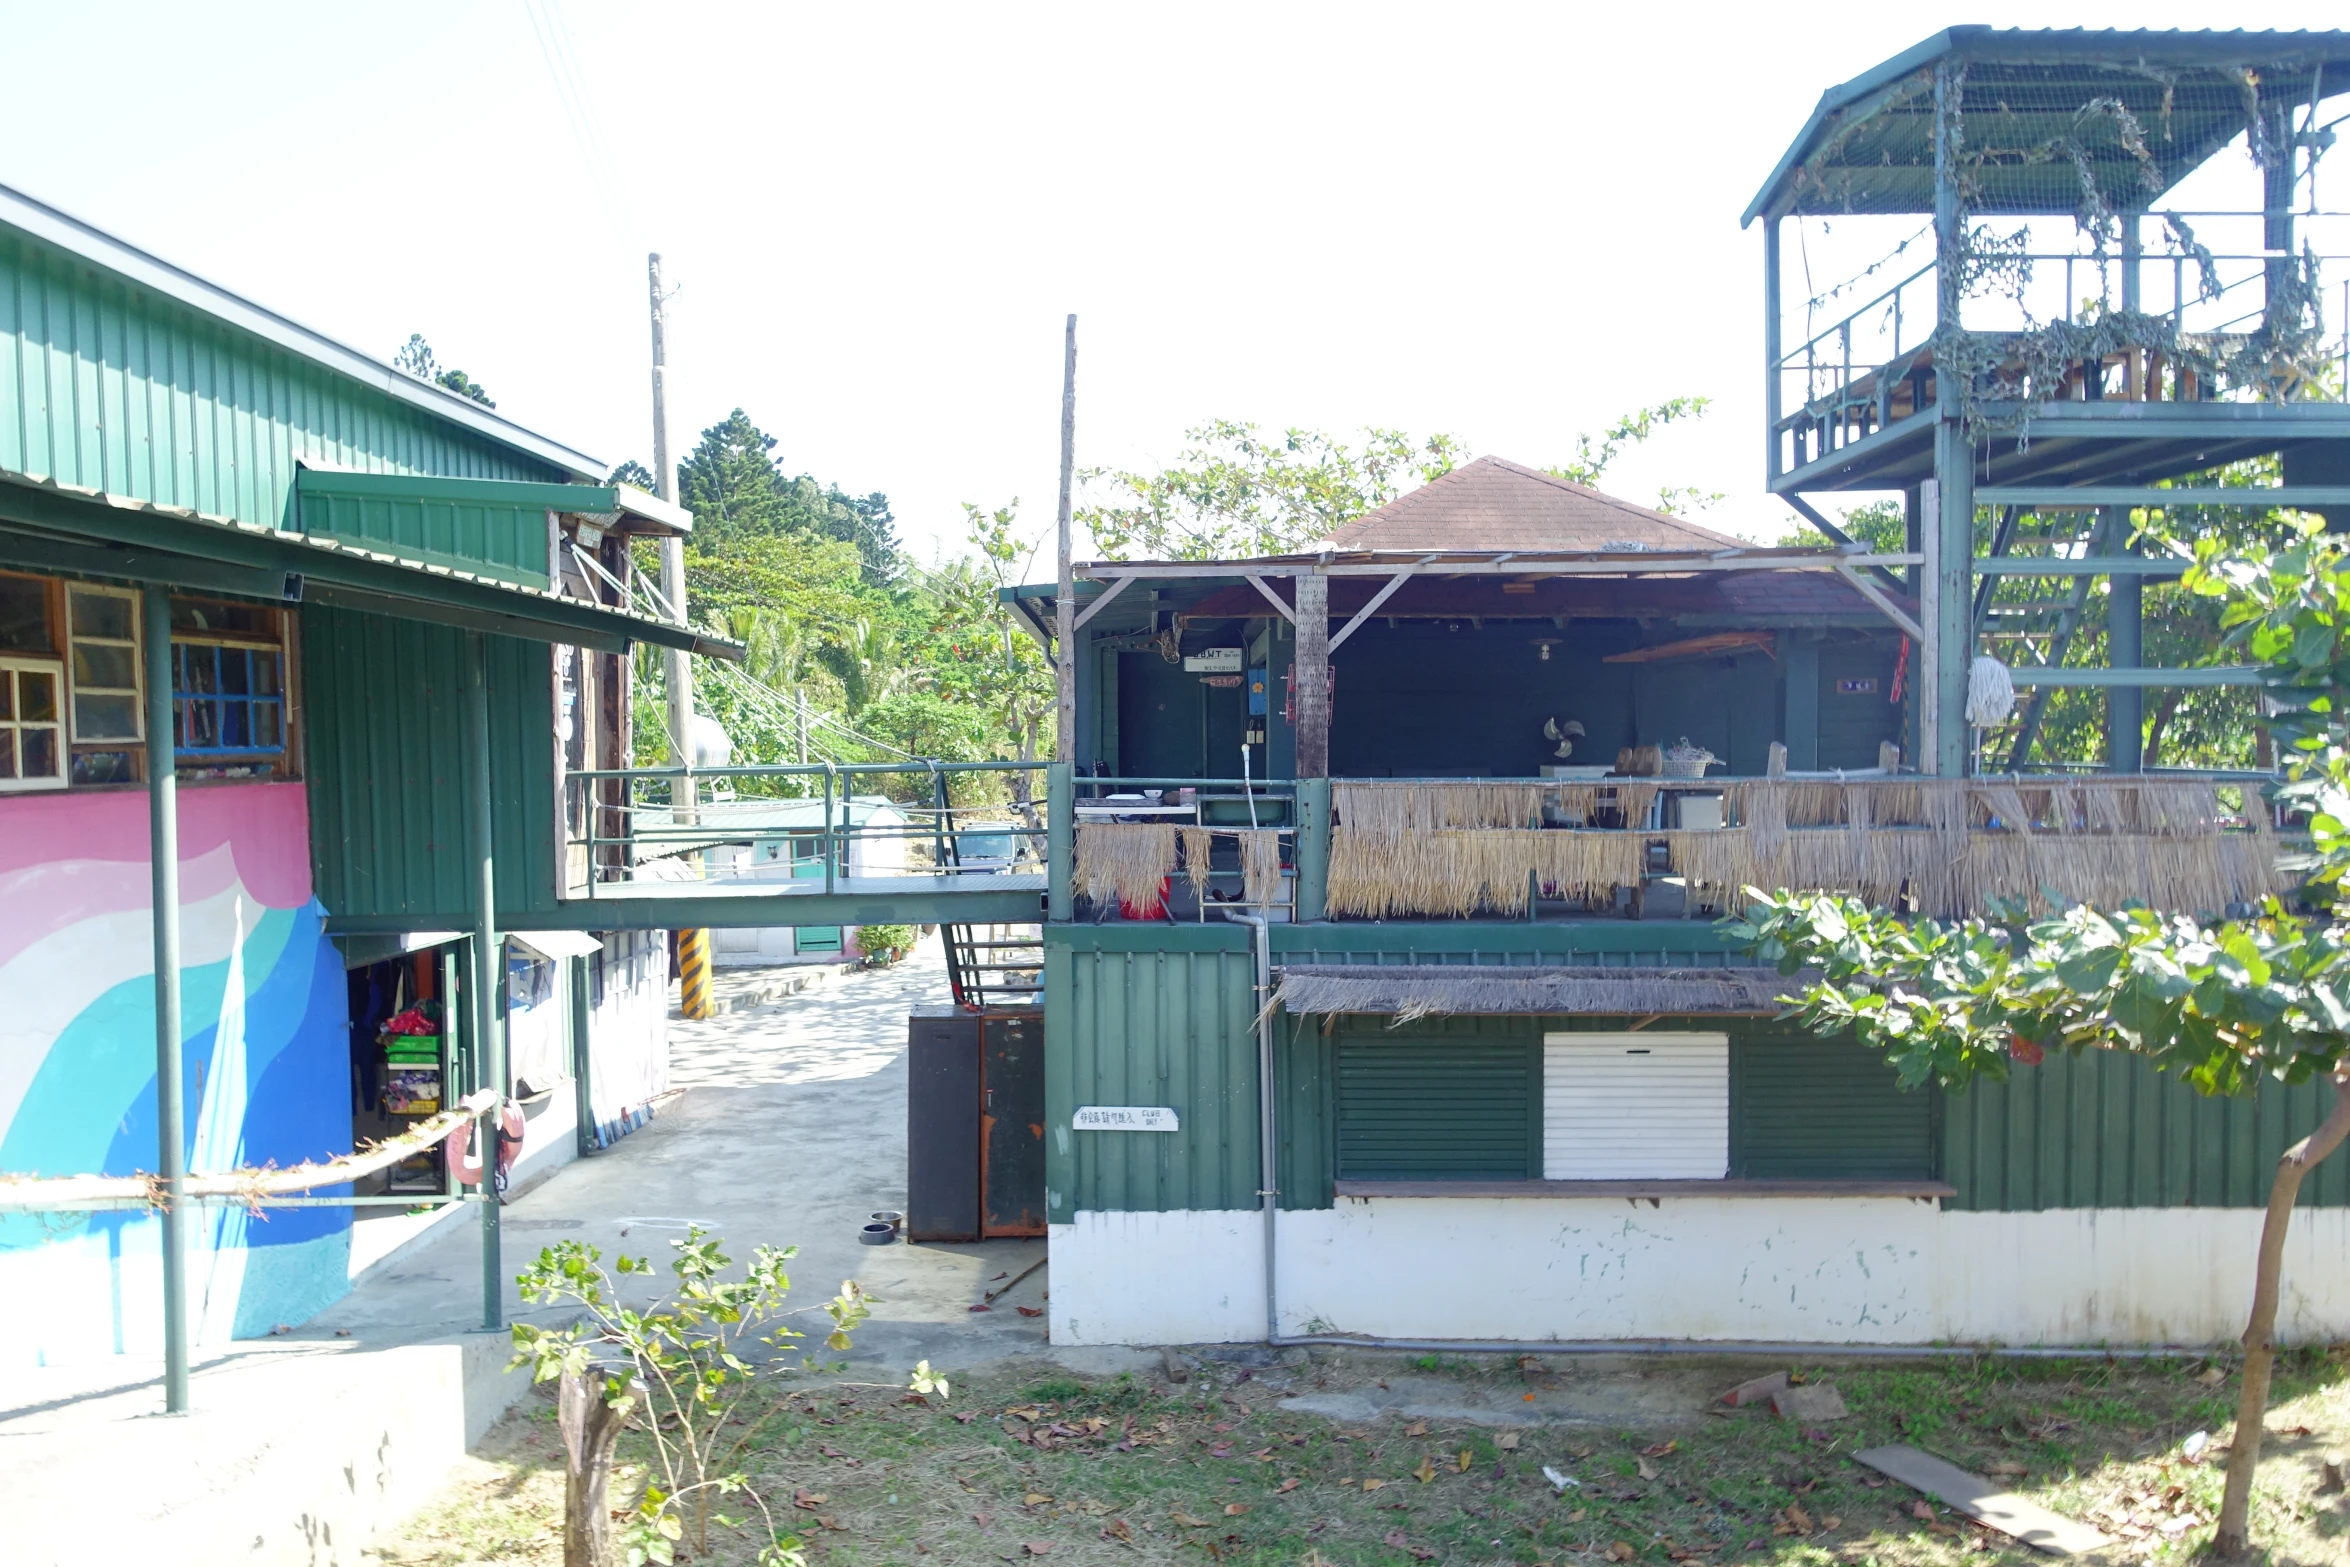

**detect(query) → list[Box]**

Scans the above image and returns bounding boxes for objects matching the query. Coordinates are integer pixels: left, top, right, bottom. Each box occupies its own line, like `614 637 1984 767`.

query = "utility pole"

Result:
1054 315 1077 764
651 252 711 1020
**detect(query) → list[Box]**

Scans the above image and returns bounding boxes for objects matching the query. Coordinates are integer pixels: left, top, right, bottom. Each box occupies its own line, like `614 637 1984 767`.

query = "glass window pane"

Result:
0 733 14 779
0 578 50 654
68 588 132 641
70 748 132 786
223 702 250 748
220 651 250 696
0 673 12 722
21 727 57 779
256 702 282 749
73 642 137 690
252 652 279 697
75 693 140 741
19 670 55 723
184 699 219 750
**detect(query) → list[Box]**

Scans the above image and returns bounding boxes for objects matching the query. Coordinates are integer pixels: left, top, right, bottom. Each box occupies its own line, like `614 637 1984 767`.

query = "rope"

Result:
1967 654 2017 728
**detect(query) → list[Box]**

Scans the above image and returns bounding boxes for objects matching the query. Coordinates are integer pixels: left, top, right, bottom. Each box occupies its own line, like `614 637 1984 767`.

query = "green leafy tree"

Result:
677 410 899 583
1545 396 1717 512
392 333 494 407
1729 519 2350 1556
1079 421 1467 561
607 459 658 492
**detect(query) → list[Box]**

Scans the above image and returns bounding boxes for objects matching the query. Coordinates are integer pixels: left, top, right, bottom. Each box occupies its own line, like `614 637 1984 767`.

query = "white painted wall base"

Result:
1048 1198 2350 1348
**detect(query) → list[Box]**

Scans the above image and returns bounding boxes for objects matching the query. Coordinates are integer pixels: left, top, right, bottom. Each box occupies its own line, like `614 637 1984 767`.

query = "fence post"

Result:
1047 761 1073 921
1293 777 1330 922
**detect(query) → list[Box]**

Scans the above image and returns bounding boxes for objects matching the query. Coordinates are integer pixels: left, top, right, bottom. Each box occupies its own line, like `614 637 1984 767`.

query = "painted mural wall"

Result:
0 782 349 1364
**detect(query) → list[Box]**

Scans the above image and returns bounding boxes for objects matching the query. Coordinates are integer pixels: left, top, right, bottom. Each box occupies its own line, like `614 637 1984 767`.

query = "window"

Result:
66 584 142 743
0 573 53 654
0 657 66 791
1542 1032 1727 1180
170 598 288 762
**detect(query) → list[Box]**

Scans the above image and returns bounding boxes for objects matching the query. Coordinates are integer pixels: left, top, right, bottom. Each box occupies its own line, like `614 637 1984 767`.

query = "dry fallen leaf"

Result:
1413 1456 1438 1484
1607 1542 1637 1561
1984 1461 2028 1477
1456 1449 1474 1473
1910 1502 1937 1523
1498 1432 1522 1450
815 1516 847 1533
793 1490 827 1510
1224 1503 1249 1516
1171 1511 1212 1528
1385 1531 1411 1549
1404 1420 1430 1437
1821 1515 1842 1531
1103 1518 1133 1542
2198 1366 2228 1387
1636 1456 1659 1481
1786 1503 1814 1532
1025 1543 1052 1557
1640 1440 1679 1458
1566 1508 1587 1522
1363 1478 1387 1492
1016 1305 1044 1318
1276 1478 1300 1494
1024 1493 1053 1507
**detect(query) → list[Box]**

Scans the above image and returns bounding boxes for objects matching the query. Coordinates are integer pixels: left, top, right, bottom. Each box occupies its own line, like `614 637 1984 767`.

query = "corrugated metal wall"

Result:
0 230 561 527
1046 929 1261 1218
302 603 557 920
1944 1047 2350 1211
295 471 567 589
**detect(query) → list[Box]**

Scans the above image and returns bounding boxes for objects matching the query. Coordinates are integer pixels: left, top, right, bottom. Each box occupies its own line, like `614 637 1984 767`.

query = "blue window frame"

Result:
171 639 285 756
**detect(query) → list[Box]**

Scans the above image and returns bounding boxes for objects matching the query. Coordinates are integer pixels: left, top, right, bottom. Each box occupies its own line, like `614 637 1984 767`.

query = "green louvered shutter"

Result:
1735 1035 1933 1178
1335 1037 1534 1181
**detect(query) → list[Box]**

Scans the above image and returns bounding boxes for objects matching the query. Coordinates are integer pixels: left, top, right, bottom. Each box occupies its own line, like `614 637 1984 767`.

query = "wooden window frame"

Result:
0 655 68 792
65 582 143 745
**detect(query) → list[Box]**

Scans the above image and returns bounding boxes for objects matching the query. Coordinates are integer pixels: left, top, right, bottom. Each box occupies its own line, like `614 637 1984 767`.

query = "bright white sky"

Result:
4 2 2345 570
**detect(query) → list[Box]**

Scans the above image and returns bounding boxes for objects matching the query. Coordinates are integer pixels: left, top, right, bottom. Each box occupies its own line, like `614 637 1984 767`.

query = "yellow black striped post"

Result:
678 928 714 1019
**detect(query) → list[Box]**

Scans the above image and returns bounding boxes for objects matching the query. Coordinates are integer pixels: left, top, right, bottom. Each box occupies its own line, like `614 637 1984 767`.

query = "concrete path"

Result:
1 933 1096 1567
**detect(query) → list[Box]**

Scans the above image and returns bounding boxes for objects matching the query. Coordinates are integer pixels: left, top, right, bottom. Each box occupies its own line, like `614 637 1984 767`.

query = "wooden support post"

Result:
1293 571 1331 778
142 586 189 1415
1055 315 1078 761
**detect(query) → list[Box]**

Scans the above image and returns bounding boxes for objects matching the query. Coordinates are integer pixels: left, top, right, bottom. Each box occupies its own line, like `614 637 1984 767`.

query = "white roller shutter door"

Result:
1542 1033 1728 1180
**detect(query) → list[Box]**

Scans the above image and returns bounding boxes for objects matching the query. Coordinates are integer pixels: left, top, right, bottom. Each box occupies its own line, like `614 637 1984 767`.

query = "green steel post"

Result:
1293 777 1330 921
822 764 836 895
1047 762 1073 921
142 587 189 1415
1929 59 1973 779
465 632 503 1330
1762 216 1782 483
570 953 596 1156
2108 509 2143 772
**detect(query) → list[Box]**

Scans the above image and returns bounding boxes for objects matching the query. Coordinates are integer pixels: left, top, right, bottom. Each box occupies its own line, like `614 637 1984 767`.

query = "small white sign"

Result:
1183 648 1244 673
1072 1105 1180 1132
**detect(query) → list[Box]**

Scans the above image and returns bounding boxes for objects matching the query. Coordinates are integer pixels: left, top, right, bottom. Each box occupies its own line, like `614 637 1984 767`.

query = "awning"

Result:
0 469 742 660
510 929 606 961
1271 964 1806 1021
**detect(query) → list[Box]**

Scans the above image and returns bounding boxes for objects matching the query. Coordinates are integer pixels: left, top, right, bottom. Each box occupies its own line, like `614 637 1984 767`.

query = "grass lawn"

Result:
371 1347 2350 1567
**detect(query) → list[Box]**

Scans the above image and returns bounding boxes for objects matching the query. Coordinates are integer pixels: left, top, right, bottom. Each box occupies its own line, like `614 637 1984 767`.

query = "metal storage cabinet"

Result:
907 1009 981 1241
905 1007 1046 1241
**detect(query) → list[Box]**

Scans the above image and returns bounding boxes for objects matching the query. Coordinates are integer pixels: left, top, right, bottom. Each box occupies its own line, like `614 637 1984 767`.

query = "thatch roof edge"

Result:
1271 964 1813 1020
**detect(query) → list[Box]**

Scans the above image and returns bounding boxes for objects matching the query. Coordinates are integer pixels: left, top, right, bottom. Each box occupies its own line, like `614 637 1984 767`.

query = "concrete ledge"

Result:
2 1331 535 1567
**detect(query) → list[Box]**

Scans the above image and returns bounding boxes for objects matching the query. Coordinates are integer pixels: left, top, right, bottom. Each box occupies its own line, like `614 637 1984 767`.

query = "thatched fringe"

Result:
1328 777 2281 921
1074 822 1177 911
1272 964 1807 1020
1078 822 1291 909
1238 829 1285 905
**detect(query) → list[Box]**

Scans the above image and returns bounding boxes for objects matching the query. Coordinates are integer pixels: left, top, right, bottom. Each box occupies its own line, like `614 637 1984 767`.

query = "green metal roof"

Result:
1743 27 2350 224
0 468 741 659
0 179 607 479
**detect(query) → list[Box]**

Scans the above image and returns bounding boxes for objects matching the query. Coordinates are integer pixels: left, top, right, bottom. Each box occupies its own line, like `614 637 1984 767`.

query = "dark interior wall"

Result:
1816 638 1906 768
1116 649 1250 779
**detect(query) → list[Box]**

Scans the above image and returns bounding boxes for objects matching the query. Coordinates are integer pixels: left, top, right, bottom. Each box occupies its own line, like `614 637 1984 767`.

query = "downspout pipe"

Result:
1222 910 1278 1345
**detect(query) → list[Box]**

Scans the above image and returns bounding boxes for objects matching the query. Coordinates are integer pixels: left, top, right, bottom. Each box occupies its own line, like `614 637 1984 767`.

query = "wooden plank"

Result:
1853 1446 2112 1557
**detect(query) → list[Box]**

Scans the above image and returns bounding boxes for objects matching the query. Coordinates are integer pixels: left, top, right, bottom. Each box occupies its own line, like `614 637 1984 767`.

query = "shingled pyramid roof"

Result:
1321 456 1746 555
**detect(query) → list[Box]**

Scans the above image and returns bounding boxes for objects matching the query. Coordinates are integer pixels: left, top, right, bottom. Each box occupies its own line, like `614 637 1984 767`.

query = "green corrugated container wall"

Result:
294 471 608 589
301 602 558 920
1942 1046 2350 1211
0 229 563 528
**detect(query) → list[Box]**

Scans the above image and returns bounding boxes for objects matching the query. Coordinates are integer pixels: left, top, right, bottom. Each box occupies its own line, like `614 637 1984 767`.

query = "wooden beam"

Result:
1326 563 1425 652
1834 563 1926 642
1079 551 1921 582
1071 573 1136 631
1246 574 1296 622
1601 630 1777 665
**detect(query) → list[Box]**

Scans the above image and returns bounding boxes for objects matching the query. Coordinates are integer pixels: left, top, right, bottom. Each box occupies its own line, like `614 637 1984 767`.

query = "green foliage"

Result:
856 923 915 964
1079 420 1467 561
509 1227 944 1567
608 459 658 491
678 410 899 583
1545 396 1718 514
1730 520 2350 1101
392 333 494 407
